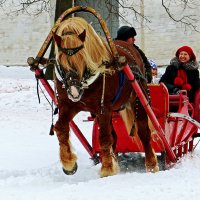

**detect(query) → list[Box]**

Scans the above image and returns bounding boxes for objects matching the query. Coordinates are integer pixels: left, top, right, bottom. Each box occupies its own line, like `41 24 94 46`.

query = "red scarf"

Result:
174 69 192 91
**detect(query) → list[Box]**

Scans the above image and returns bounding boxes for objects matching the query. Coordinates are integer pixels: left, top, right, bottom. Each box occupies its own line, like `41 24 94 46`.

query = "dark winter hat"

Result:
116 26 137 41
176 46 196 61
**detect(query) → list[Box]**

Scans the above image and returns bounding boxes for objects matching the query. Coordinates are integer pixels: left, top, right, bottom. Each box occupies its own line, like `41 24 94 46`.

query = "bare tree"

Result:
161 0 200 31
1 0 199 31
0 0 50 15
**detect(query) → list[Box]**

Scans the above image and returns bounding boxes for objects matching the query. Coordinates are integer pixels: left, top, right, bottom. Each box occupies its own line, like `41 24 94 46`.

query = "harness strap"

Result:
112 71 125 105
54 60 67 86
100 72 106 113
53 68 58 105
36 78 41 104
58 45 84 56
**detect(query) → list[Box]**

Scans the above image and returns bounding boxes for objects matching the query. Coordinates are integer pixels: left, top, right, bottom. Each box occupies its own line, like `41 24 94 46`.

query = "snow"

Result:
1 65 200 200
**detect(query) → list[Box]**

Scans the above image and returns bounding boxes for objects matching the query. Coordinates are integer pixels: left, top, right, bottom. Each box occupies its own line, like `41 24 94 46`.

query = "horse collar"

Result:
55 62 98 85
54 59 101 102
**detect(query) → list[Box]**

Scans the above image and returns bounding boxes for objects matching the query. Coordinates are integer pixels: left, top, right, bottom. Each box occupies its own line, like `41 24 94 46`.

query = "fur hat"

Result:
175 46 196 61
116 26 137 41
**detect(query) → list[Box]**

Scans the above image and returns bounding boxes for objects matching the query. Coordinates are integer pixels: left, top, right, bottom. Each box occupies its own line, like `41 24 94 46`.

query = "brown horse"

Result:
52 17 159 177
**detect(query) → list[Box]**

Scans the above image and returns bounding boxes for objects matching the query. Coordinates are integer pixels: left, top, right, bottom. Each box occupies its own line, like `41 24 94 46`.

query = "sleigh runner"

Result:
27 6 200 175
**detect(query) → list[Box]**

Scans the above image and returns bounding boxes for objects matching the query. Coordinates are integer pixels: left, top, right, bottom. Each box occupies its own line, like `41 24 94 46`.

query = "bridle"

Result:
54 60 85 103
54 31 109 104
58 45 84 57
55 31 99 102
58 32 84 57
53 32 85 102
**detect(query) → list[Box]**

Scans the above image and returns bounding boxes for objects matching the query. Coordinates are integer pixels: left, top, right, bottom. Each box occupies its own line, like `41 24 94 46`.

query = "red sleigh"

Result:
27 6 200 171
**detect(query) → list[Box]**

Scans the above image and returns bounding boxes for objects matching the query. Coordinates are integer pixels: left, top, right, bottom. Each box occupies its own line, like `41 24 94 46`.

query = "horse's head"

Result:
53 29 86 102
53 17 113 102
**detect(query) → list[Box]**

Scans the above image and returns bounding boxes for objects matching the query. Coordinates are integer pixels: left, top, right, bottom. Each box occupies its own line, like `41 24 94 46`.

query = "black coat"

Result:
159 57 200 102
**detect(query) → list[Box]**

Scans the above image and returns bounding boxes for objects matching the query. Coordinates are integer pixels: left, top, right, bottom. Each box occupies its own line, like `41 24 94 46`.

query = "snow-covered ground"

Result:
1 65 200 200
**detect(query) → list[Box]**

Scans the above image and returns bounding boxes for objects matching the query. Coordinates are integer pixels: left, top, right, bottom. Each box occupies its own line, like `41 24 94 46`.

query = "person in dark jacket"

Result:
116 26 152 83
159 45 200 102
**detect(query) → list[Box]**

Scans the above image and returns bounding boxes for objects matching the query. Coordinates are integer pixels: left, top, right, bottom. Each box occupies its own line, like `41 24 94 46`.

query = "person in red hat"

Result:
159 45 200 101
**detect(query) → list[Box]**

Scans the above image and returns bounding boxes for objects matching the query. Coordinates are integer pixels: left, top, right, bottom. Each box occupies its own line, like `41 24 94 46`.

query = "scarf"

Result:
174 69 192 91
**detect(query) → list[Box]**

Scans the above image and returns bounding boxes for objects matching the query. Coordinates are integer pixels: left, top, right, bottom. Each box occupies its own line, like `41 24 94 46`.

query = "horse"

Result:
52 17 159 177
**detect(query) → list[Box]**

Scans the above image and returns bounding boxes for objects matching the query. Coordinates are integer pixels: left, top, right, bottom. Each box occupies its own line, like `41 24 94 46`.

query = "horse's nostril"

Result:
67 85 84 102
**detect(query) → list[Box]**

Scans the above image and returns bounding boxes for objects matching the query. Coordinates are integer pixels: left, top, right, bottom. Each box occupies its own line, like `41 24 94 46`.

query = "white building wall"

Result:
0 0 200 66
0 13 51 66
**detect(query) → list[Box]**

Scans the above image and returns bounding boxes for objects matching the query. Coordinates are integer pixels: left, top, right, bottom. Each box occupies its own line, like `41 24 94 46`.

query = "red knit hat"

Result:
175 46 196 61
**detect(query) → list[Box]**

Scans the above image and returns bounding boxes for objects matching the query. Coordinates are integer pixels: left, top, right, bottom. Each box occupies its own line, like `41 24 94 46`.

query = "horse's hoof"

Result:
62 162 78 175
146 165 159 173
100 162 119 177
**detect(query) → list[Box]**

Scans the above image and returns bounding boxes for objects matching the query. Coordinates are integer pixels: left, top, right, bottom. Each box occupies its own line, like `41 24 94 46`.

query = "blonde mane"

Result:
55 17 113 78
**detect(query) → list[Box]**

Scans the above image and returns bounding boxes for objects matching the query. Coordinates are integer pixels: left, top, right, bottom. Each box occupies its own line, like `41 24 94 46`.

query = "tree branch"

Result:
1 0 200 31
161 0 200 32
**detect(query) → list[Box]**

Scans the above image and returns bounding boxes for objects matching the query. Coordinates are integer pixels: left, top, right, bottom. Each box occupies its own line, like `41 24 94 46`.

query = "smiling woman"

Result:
159 45 200 102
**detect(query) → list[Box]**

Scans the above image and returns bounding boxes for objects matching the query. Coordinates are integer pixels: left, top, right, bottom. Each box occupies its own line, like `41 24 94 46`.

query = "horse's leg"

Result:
54 109 77 174
134 100 159 172
120 106 138 136
98 110 119 177
111 128 117 152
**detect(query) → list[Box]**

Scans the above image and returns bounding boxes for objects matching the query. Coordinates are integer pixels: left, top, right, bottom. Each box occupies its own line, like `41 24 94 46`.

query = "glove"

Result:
172 87 180 94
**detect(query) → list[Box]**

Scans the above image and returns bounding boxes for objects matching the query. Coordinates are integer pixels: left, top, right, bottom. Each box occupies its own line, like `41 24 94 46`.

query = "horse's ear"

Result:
78 30 86 42
52 31 61 46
